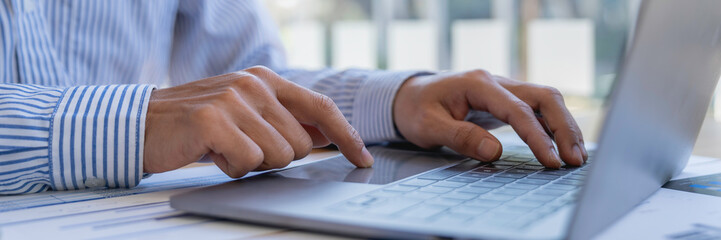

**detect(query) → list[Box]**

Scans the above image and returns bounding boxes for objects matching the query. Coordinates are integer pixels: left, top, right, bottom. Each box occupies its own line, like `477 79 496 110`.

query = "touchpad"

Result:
271 146 467 185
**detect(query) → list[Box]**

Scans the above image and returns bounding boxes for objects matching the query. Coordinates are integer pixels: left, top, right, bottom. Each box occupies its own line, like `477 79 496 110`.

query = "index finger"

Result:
284 89 374 167
261 79 373 168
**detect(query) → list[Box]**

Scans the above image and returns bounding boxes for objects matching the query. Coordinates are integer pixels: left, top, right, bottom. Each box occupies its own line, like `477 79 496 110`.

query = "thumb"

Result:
440 120 502 162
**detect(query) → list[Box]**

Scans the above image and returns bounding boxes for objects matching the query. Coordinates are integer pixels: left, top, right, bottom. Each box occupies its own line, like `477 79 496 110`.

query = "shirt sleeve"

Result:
170 0 433 143
0 84 154 195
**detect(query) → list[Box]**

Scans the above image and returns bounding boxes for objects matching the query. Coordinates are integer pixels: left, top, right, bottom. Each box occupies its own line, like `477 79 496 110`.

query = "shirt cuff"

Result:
49 84 155 190
352 71 434 143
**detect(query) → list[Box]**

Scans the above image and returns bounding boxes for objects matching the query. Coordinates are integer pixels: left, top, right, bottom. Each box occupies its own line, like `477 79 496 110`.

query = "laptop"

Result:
170 1 721 239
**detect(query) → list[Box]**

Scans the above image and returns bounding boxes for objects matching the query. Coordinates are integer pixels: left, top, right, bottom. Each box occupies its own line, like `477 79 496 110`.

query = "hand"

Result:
144 66 374 177
393 70 587 168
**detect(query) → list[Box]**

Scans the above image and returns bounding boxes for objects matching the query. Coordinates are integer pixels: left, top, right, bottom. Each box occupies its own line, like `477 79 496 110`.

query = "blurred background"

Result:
262 0 721 150
263 0 636 98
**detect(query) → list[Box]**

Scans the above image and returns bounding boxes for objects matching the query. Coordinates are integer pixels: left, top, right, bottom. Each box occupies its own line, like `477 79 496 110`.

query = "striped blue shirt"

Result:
0 0 424 195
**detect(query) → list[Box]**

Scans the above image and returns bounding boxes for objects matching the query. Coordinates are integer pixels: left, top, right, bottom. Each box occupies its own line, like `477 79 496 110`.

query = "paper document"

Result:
596 155 721 240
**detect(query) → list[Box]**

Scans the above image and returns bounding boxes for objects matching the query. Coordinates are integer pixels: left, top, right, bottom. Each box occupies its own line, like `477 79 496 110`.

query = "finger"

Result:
261 101 314 160
277 85 373 168
207 123 264 178
496 77 587 165
223 96 295 170
465 76 562 168
437 117 503 162
302 124 331 147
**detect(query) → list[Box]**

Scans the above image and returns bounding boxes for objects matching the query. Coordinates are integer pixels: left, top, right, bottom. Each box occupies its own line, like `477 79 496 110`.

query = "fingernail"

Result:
361 147 374 168
477 138 500 161
573 144 584 165
548 147 562 168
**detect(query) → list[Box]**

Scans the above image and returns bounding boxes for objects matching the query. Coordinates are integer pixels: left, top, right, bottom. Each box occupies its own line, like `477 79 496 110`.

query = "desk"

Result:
3 103 721 239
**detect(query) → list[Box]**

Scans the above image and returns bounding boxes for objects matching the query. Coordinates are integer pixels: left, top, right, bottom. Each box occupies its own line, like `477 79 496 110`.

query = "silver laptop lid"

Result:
569 1 721 239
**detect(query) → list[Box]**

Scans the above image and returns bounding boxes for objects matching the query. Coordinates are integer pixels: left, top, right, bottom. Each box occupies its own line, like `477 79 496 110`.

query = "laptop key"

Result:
506 169 537 174
495 188 528 196
524 161 544 166
527 174 560 180
442 192 478 201
457 186 493 195
510 200 545 208
517 165 545 171
496 205 536 214
470 181 504 189
400 178 437 187
432 181 467 188
461 172 492 179
485 177 516 184
533 189 567 196
472 167 503 174
545 184 577 191
540 169 572 176
520 194 557 203
565 174 585 180
497 173 527 179
556 179 583 186
505 183 539 190
479 193 516 201
502 157 532 163
464 199 504 208
447 176 480 183
492 160 521 166
419 186 454 194
516 178 551 185
484 164 513 169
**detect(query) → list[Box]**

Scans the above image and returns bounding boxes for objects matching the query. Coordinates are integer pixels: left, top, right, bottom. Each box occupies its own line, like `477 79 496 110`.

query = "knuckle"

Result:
512 99 534 114
469 69 492 77
540 86 564 101
217 87 238 102
244 65 272 74
230 73 268 92
464 69 493 81
313 94 338 113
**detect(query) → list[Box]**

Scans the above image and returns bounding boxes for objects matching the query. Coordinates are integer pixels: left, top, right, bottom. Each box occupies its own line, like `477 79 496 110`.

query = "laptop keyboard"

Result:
331 148 593 230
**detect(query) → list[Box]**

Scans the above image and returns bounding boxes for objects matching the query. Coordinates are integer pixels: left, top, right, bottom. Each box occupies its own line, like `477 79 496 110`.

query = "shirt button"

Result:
84 178 106 188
